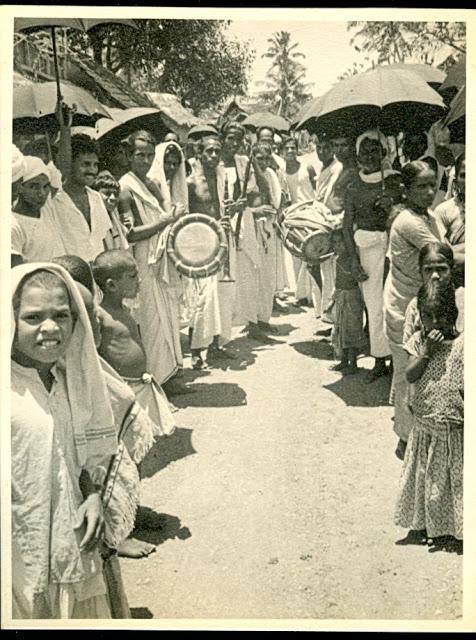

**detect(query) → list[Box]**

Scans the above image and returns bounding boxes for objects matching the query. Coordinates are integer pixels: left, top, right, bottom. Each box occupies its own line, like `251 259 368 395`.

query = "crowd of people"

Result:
10 104 465 618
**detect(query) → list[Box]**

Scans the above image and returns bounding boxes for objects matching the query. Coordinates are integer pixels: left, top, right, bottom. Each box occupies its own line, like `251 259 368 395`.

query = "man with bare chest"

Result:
188 135 222 220
186 135 237 365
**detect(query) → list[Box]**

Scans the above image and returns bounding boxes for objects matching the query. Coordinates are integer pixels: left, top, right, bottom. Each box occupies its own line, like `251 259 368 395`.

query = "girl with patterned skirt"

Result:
395 281 463 540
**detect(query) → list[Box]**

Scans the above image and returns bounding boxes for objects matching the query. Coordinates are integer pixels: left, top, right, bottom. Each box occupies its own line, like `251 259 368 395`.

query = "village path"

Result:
120 302 462 622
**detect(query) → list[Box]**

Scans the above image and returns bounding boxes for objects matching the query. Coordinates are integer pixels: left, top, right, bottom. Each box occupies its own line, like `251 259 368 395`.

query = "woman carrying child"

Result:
395 281 463 545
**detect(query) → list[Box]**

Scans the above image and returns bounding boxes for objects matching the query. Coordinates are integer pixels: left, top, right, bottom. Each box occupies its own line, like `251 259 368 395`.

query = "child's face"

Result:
99 187 119 213
13 284 74 365
115 265 140 299
421 254 452 289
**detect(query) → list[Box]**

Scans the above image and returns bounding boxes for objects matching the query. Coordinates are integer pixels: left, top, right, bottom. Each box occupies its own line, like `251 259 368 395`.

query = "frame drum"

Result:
167 213 228 278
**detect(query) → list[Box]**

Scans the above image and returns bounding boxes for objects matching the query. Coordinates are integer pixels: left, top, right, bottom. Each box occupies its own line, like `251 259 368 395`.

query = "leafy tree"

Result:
347 21 465 67
256 31 313 120
66 20 254 115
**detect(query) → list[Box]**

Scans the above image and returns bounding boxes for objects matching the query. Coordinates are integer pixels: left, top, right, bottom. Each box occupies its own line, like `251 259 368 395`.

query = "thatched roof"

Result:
146 92 202 137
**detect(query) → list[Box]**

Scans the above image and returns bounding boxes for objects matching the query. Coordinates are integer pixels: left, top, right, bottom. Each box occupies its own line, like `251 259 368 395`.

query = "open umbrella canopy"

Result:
444 85 465 144
298 67 446 138
13 82 111 132
291 99 320 128
99 107 168 143
15 18 137 32
374 63 445 86
242 111 290 132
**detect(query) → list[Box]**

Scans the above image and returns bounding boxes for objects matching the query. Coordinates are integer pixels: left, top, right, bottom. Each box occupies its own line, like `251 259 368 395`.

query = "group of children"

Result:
326 224 463 549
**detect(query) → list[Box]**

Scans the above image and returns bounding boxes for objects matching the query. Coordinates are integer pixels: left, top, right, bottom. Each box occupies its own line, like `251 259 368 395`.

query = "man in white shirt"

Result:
11 156 63 266
51 135 112 262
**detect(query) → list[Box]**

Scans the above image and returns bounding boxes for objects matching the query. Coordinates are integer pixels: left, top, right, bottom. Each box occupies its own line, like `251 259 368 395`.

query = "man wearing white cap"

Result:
11 156 64 266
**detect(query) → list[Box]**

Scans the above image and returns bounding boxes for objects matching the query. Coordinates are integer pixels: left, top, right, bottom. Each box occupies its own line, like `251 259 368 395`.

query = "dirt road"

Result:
120 303 462 621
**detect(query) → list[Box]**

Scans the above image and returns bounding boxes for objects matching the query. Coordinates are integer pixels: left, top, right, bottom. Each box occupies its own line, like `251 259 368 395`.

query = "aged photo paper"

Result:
1 4 475 632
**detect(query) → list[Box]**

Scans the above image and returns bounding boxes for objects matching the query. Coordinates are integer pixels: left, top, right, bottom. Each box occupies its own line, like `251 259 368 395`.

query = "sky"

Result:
228 20 375 99
228 20 453 100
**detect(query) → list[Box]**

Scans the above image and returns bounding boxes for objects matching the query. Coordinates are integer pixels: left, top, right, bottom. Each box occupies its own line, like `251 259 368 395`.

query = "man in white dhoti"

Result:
282 137 320 309
50 135 113 262
187 134 238 366
118 130 184 387
219 123 269 341
249 142 284 332
313 134 343 324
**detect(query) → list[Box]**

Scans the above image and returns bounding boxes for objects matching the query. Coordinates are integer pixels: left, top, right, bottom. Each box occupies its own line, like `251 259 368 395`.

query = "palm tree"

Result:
256 31 313 120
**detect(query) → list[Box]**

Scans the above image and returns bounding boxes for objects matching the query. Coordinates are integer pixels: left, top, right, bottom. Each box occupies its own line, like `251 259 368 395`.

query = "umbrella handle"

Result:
377 124 386 194
50 27 63 105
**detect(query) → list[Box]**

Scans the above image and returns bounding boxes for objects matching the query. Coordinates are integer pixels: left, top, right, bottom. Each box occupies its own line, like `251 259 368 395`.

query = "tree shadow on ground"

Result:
323 368 391 407
170 381 247 408
130 607 153 618
132 508 192 547
290 338 334 361
139 427 196 478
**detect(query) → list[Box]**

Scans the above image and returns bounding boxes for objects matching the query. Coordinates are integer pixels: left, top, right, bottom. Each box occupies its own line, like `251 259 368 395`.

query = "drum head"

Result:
175 221 220 267
302 231 332 264
167 213 228 278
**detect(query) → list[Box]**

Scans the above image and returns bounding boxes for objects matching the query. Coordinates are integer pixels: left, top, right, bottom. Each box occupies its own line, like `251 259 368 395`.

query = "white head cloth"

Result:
11 263 117 467
355 129 399 182
12 145 26 183
22 156 50 183
148 141 188 213
48 161 63 190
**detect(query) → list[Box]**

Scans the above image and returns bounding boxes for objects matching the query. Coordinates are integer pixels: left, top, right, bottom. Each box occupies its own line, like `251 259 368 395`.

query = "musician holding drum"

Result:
118 130 186 392
186 134 238 367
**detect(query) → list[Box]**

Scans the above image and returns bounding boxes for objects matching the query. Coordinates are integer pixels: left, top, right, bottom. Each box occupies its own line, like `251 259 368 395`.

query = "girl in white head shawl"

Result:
148 140 188 213
11 263 118 618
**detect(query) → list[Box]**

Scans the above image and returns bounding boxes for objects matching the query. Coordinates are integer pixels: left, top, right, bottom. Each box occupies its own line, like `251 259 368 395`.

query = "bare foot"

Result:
117 538 156 559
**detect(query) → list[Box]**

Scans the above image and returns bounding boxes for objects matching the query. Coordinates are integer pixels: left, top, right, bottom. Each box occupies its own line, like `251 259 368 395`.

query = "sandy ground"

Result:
119 301 462 621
